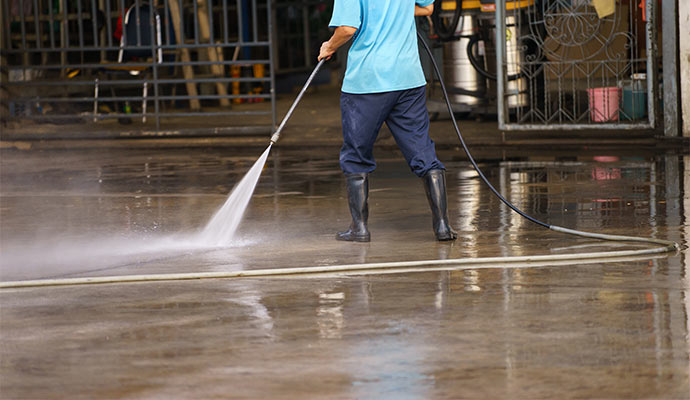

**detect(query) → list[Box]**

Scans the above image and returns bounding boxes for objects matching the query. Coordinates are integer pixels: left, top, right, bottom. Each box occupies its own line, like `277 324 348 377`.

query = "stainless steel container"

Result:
442 14 486 105
481 14 528 109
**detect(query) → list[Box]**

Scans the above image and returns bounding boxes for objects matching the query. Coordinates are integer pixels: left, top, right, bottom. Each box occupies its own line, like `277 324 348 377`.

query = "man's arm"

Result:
415 4 434 16
318 26 358 61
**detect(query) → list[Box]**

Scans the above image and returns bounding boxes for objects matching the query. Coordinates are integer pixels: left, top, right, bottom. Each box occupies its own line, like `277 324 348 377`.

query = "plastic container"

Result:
587 87 621 122
621 87 647 120
618 76 647 120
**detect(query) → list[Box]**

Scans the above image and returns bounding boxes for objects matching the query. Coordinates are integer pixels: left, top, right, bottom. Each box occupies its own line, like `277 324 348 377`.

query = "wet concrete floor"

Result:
1 145 688 398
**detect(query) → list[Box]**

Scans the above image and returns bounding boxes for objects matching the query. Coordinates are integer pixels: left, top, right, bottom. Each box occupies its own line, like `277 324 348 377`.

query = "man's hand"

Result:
318 26 358 61
319 41 337 61
415 4 434 16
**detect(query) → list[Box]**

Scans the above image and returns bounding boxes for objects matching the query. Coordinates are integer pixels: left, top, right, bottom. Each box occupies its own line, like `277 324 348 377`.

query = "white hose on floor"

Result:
0 232 678 289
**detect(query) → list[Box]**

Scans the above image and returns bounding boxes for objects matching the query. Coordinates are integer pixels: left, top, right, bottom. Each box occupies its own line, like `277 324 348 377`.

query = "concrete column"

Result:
663 0 680 136
680 0 690 136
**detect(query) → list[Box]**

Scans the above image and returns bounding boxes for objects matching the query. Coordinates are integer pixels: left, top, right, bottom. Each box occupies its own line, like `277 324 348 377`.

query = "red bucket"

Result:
587 87 621 122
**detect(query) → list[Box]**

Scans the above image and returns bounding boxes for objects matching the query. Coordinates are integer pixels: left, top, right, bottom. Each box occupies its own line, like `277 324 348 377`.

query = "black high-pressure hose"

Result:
417 30 678 252
466 34 521 82
431 0 463 41
417 31 548 228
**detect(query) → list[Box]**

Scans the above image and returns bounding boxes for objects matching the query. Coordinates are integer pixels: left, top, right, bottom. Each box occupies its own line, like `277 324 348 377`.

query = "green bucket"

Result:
620 87 647 120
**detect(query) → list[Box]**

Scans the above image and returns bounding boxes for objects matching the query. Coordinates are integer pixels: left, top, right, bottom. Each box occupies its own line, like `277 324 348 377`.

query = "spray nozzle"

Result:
269 132 280 144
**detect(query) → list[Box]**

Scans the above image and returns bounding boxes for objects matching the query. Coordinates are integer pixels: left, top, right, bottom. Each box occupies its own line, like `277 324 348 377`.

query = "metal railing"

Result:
496 0 657 130
272 0 330 74
1 0 276 134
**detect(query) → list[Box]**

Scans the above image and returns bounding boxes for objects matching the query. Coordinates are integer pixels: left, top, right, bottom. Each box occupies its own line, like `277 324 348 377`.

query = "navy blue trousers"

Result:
339 85 444 177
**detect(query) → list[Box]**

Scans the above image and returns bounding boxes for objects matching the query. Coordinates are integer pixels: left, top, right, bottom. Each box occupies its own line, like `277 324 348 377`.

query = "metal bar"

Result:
163 0 170 45
3 0 12 50
18 0 27 50
105 0 112 47
193 0 199 44
142 81 148 122
252 0 257 42
32 0 40 48
61 0 69 73
7 59 270 69
631 0 637 68
76 0 84 48
499 123 655 131
13 96 152 102
119 0 125 56
268 0 275 129
134 0 141 46
6 11 97 21
646 0 657 129
97 0 105 61
155 10 161 128
93 78 99 120
196 0 230 106
270 3 279 72
208 0 214 44
148 0 158 127
1 42 271 52
90 0 99 47
123 41 272 50
222 0 228 44
0 126 272 136
6 77 272 85
167 0 200 110
496 0 506 130
662 0 680 136
236 0 243 44
17 111 272 120
160 94 271 100
14 94 272 102
141 41 269 48
121 111 270 117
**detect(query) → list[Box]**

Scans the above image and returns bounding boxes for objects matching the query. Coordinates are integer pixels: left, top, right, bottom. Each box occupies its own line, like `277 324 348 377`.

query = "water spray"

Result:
196 60 328 245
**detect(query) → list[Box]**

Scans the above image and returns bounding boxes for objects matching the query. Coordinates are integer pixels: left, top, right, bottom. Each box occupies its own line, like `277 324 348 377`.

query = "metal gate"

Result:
1 0 275 134
495 0 657 130
272 0 331 74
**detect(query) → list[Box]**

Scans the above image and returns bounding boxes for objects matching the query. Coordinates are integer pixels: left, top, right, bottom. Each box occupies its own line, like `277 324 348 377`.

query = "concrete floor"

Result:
1 145 688 399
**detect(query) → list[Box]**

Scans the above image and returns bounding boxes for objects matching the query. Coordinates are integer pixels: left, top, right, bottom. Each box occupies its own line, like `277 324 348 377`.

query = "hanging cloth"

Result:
591 0 616 18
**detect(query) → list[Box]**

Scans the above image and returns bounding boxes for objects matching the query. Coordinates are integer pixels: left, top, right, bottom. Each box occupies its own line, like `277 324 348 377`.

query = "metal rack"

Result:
1 0 276 134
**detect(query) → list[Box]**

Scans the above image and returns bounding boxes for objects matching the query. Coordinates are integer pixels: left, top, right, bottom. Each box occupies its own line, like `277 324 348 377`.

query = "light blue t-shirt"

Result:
329 0 433 94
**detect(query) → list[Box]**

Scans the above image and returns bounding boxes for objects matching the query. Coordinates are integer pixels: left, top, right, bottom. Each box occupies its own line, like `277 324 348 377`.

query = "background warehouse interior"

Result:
0 0 688 137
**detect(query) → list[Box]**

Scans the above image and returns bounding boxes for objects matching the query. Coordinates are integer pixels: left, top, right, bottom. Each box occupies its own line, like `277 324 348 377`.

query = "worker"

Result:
318 0 457 242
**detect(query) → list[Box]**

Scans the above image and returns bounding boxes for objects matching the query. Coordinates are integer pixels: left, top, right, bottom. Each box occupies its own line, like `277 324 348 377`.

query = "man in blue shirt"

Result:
318 0 457 242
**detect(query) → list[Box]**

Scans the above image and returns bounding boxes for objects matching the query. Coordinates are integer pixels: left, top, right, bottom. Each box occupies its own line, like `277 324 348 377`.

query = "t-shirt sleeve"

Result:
328 0 361 29
416 0 434 7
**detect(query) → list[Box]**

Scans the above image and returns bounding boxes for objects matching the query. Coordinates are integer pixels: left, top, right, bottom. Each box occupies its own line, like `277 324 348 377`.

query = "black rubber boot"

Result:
336 173 371 242
423 169 457 241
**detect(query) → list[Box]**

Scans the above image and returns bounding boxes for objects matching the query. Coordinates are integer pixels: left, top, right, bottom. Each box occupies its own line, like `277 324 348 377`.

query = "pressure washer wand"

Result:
270 59 326 144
